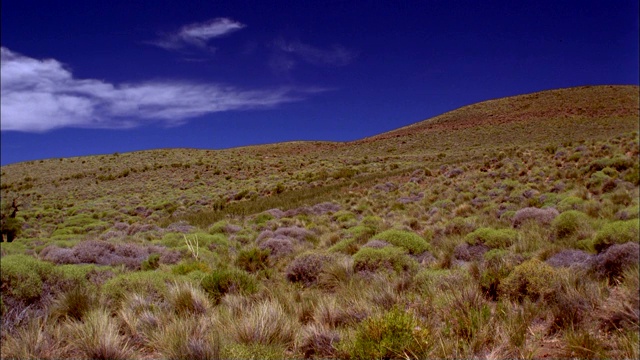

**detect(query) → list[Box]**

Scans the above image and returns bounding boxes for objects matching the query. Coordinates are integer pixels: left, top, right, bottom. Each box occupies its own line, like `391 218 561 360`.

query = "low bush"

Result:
236 247 270 273
353 247 417 273
347 307 429 359
512 207 559 228
285 252 331 286
171 260 211 275
476 249 523 300
593 220 639 253
40 240 180 270
590 242 640 282
0 254 62 303
551 210 592 240
200 268 257 303
141 253 160 271
372 229 430 254
545 249 592 269
259 237 294 258
500 258 559 303
465 227 519 249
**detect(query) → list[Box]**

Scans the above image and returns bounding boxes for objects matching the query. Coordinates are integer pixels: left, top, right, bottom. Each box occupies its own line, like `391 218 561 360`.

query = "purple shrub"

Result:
275 226 314 242
165 221 194 233
512 207 559 228
259 237 294 257
40 246 79 264
453 243 489 262
286 253 332 286
266 208 286 218
446 168 464 178
41 240 181 270
589 242 640 282
546 250 593 269
113 222 130 231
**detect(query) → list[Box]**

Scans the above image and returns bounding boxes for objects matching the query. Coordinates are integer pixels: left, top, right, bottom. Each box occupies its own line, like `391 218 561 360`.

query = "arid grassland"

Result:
1 85 639 359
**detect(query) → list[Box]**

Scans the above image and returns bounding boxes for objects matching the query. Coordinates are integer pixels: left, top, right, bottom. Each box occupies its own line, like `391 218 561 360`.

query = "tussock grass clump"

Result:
200 268 257 303
353 247 417 273
167 281 211 316
599 266 639 332
465 227 519 249
51 285 95 321
232 299 297 347
372 229 431 254
151 317 221 360
593 219 639 253
66 309 132 360
500 258 559 303
101 271 177 308
1 317 66 360
298 323 340 359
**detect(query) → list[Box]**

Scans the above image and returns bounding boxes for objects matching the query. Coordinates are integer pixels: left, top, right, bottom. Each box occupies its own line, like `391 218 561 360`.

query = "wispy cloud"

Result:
150 18 245 51
0 47 308 132
269 38 356 75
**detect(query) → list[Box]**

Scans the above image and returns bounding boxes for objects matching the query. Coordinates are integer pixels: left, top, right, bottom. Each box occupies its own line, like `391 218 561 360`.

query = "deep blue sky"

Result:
1 0 638 165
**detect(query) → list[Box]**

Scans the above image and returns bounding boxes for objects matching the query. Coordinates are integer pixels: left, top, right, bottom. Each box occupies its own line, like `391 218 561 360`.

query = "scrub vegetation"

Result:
1 85 639 359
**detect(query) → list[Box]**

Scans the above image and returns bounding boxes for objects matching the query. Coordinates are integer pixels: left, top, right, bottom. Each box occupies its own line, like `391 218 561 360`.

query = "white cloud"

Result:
273 38 356 67
151 18 245 51
0 47 305 132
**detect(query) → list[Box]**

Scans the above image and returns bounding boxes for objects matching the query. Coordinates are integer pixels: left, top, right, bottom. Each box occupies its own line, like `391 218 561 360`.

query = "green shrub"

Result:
347 225 376 242
551 210 591 240
0 254 60 303
478 249 522 300
332 210 357 224
236 247 270 273
500 258 559 303
171 260 211 275
465 228 519 249
353 247 417 273
329 238 359 255
557 196 584 211
200 268 257 303
373 229 430 254
593 220 640 253
348 307 428 359
141 253 161 271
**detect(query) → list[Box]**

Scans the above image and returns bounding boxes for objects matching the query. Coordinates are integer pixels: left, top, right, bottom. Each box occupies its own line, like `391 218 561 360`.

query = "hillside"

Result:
1 85 639 359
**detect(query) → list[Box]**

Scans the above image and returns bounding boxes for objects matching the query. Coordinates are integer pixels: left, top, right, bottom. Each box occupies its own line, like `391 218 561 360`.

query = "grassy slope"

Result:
1 85 639 359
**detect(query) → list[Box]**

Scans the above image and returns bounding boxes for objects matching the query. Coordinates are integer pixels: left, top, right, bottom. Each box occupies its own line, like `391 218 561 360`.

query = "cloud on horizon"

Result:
149 18 245 51
0 47 310 132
